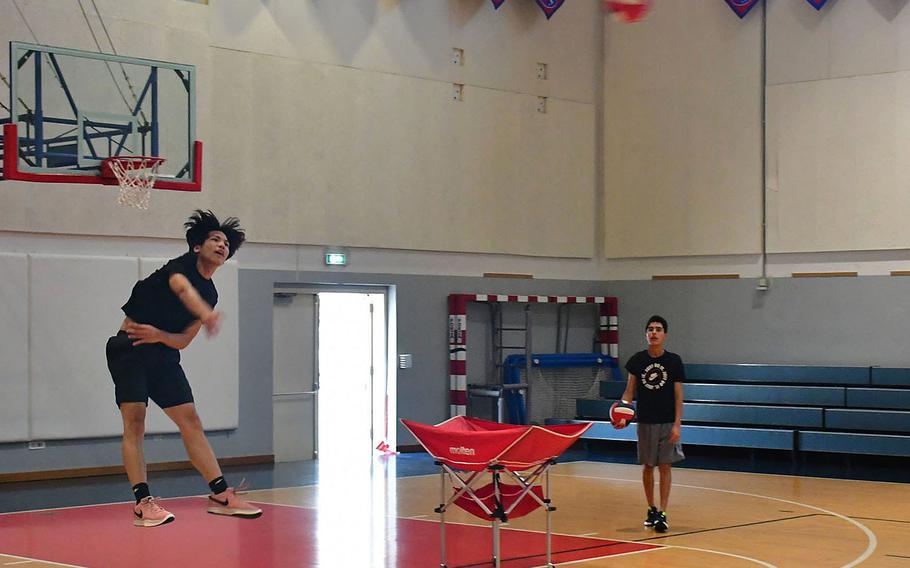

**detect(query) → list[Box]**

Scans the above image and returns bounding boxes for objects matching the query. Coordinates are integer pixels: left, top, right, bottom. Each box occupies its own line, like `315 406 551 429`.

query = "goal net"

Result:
525 365 603 423
507 353 619 424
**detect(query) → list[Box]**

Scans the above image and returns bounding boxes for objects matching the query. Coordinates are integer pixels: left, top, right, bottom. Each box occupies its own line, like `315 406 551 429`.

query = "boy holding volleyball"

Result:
620 315 685 533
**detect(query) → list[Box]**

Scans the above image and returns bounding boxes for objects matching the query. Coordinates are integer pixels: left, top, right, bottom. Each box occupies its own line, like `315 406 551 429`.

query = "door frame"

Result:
272 282 397 454
272 291 319 461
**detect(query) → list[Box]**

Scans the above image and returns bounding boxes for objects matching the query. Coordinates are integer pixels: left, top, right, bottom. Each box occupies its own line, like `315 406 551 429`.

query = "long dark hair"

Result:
184 209 246 259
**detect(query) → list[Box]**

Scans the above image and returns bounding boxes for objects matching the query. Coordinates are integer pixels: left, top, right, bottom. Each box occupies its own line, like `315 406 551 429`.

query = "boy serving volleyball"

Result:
105 210 262 526
619 315 685 533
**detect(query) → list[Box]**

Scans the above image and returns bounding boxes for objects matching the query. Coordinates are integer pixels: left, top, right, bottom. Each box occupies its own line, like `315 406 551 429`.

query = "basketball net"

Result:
103 156 165 210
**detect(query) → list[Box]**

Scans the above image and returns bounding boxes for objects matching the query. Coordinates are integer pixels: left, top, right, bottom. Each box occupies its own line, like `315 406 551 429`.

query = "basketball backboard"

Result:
0 42 201 191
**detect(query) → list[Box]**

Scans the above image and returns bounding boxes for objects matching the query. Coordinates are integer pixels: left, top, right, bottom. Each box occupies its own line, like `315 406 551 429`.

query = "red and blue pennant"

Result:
490 0 506 9
805 0 829 9
724 0 760 18
535 0 566 19
603 0 652 23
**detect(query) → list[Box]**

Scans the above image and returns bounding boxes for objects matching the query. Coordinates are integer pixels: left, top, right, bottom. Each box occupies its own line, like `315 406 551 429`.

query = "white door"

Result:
272 292 318 462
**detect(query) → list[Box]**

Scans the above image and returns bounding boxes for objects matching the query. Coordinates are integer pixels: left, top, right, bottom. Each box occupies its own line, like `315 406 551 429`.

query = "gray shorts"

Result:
637 422 685 466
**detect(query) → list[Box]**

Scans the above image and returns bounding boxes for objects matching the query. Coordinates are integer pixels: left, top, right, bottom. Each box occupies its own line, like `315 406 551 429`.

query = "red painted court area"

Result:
0 497 658 567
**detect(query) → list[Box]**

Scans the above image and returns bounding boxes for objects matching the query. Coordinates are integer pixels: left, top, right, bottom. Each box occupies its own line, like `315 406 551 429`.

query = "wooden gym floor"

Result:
1 449 907 567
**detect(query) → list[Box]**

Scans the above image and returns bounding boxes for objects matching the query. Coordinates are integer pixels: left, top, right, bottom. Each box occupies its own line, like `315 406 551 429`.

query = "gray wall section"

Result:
0 269 277 476
261 270 615 446
611 276 910 367
3 271 909 474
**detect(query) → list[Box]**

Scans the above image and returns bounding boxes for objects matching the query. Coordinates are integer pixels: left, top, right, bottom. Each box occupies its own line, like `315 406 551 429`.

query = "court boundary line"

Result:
557 470 877 568
548 544 777 568
635 513 819 541
0 552 85 568
851 516 910 524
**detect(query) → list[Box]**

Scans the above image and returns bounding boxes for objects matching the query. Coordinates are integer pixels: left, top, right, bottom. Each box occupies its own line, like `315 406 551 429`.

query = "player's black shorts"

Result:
105 331 194 408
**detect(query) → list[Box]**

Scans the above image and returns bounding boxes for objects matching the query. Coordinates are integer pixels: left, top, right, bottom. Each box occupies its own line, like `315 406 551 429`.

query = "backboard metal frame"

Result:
0 42 201 191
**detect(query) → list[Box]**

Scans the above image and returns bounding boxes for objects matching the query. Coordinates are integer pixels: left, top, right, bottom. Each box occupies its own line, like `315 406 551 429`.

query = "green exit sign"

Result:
324 252 347 266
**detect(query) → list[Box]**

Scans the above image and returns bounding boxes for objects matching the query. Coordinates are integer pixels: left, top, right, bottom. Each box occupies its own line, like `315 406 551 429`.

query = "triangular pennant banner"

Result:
805 0 828 9
603 0 653 23
535 0 566 20
490 0 506 9
724 0 760 18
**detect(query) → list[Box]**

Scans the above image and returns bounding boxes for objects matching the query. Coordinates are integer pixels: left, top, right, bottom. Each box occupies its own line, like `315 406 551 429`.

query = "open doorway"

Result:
316 292 386 459
272 287 394 463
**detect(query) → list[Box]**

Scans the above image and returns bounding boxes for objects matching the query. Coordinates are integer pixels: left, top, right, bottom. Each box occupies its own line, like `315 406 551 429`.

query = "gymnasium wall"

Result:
4 264 910 474
611 276 910 367
765 0 910 253
603 0 910 259
0 0 599 259
603 0 762 258
3 0 910 476
0 252 239 447
0 265 613 474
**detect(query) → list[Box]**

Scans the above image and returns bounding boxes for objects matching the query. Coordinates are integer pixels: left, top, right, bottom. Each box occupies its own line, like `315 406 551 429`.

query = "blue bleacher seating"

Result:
870 368 910 386
685 403 822 428
846 388 910 410
824 409 910 432
566 362 910 457
686 383 845 406
798 431 910 456
685 363 869 385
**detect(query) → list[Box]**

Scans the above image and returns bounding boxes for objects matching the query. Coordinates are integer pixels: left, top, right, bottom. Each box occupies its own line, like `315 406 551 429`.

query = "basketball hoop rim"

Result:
100 156 166 179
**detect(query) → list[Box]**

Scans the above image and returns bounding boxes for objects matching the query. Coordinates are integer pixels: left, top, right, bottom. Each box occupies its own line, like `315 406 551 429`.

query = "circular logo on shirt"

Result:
642 363 668 390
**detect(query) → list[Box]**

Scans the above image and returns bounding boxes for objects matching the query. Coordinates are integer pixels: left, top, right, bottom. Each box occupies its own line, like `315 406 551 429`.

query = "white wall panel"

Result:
209 0 598 104
209 49 595 257
29 255 137 439
0 254 29 442
764 1 910 254
766 71 910 253
603 0 762 258
767 0 910 86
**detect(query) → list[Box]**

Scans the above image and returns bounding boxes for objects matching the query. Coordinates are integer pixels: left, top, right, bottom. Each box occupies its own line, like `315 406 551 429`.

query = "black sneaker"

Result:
643 506 659 527
654 511 669 533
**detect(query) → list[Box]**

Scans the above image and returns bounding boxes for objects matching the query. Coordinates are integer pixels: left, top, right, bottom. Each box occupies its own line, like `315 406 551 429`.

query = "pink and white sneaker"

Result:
207 486 262 518
133 496 175 527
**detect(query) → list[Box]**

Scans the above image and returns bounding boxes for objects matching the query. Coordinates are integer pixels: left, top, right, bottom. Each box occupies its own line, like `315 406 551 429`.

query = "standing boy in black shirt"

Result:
620 315 685 533
106 210 262 526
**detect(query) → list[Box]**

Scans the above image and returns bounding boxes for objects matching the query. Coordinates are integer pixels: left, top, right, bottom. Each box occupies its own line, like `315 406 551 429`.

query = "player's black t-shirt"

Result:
121 252 218 336
624 350 685 424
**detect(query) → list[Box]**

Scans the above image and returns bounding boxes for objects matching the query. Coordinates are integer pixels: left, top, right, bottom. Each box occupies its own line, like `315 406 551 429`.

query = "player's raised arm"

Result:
168 272 221 336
